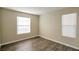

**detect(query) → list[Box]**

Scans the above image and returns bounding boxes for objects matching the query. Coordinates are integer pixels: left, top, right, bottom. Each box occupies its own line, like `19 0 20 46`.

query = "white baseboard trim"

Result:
1 35 39 46
1 35 79 50
40 35 79 50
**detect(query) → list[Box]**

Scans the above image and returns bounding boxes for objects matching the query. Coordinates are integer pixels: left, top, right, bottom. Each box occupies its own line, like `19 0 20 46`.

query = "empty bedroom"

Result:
0 7 79 51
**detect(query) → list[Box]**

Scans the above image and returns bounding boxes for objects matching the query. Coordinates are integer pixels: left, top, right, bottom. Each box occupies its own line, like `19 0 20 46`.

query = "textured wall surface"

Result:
39 7 79 49
1 8 39 44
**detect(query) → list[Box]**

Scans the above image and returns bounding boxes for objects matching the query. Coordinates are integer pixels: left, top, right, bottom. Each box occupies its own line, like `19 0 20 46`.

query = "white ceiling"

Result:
5 7 65 15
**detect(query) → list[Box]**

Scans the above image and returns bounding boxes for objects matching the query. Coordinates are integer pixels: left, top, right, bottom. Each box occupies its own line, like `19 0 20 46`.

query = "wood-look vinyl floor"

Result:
1 37 79 51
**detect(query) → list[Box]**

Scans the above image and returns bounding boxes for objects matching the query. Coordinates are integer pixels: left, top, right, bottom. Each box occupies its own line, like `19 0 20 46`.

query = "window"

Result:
17 16 31 34
62 13 77 38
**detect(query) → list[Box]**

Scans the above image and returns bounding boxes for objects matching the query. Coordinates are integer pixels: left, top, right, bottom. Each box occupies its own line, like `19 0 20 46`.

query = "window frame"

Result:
17 16 31 34
61 13 77 38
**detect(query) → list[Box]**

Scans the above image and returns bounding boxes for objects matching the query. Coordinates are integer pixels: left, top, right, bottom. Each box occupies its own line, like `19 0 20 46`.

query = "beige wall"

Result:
39 7 79 49
0 9 2 44
1 8 39 44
